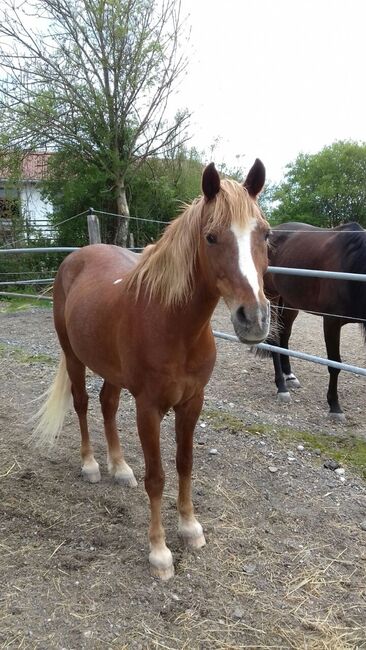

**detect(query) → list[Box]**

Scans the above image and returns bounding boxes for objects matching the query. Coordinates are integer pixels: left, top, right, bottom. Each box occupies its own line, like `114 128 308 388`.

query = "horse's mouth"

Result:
231 302 270 344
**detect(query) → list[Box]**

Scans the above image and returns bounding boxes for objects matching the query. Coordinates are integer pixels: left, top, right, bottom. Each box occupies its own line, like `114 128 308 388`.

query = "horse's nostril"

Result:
236 306 247 324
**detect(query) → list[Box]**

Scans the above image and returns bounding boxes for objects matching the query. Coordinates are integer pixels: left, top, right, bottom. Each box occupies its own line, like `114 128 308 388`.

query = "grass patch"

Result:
202 407 245 433
0 342 55 365
246 422 366 479
203 407 366 479
0 296 52 313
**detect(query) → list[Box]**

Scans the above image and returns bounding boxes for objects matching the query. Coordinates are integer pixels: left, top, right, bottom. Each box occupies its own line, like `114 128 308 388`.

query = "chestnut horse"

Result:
33 160 270 580
264 221 366 420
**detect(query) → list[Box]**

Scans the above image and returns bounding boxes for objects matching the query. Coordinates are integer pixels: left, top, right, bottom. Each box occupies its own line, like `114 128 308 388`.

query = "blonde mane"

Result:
126 179 258 307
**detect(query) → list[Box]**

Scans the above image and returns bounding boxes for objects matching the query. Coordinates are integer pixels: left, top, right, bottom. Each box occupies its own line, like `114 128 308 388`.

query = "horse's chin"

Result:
234 327 270 345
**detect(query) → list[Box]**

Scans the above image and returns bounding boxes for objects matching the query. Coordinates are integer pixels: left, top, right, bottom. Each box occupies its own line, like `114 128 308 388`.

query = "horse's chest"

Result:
139 349 216 407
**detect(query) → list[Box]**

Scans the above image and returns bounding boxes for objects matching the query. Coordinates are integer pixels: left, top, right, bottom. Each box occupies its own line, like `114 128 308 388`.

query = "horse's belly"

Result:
63 291 131 387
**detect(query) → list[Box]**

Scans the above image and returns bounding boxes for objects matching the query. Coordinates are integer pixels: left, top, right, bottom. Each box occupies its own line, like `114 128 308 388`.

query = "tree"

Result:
42 144 203 247
258 181 276 222
0 0 190 245
272 141 366 227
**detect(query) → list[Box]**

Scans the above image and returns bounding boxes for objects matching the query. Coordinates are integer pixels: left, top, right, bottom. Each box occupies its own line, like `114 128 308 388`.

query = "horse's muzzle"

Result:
231 300 270 344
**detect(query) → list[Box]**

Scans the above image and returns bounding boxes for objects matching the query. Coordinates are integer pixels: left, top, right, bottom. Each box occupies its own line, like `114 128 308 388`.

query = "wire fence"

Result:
0 205 173 289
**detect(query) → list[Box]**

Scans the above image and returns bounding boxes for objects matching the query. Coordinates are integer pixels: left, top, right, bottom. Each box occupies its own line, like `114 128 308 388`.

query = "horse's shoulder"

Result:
57 244 141 288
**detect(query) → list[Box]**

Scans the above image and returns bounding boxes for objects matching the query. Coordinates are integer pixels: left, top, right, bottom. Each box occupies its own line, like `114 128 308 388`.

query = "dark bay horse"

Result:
33 160 270 580
264 221 366 420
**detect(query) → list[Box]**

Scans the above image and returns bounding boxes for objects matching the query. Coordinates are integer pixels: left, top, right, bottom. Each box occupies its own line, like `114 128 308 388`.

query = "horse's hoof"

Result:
178 518 205 548
277 391 291 403
81 466 101 483
328 411 346 423
285 376 301 388
183 532 206 549
150 563 175 581
115 472 138 488
149 546 174 581
114 468 137 487
109 461 137 487
81 459 101 483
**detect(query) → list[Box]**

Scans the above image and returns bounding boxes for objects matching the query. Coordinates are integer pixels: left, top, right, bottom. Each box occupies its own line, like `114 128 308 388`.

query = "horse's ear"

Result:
202 162 221 201
244 159 266 198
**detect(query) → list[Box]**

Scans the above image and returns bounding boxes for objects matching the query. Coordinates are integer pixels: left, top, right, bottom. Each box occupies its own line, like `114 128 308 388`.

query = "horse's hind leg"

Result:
65 353 101 483
323 317 345 421
174 391 206 549
99 381 137 487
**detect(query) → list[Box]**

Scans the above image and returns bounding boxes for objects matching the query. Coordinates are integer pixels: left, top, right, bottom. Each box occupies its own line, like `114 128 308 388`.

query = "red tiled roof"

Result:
21 152 51 180
0 152 51 181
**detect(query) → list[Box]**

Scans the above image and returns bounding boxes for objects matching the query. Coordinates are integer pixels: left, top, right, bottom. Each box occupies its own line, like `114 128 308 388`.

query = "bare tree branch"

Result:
0 0 190 244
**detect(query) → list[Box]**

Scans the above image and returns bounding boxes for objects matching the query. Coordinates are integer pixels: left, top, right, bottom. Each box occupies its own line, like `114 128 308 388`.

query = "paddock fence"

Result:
0 211 366 379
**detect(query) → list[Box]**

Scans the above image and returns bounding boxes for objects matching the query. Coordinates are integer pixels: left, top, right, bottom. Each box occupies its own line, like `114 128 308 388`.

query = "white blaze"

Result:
230 221 260 299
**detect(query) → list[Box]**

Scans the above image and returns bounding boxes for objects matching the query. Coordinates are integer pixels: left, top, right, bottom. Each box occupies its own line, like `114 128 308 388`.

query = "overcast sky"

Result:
174 0 366 183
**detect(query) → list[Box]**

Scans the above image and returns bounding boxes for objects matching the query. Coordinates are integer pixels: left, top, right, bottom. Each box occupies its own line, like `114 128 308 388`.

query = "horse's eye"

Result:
206 233 217 244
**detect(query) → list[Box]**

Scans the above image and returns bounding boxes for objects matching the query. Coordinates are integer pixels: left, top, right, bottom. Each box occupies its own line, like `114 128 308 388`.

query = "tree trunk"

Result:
114 177 130 247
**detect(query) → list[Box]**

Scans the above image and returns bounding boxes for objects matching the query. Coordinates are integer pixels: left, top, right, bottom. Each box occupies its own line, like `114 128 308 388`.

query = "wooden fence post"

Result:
87 208 101 244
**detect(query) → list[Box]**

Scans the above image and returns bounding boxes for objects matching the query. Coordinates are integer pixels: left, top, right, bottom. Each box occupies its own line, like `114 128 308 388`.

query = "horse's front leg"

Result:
174 391 206 549
136 399 174 580
272 349 291 403
279 307 300 389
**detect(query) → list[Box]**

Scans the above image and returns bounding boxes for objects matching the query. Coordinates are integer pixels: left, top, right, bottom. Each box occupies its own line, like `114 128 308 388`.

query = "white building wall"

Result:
20 182 53 236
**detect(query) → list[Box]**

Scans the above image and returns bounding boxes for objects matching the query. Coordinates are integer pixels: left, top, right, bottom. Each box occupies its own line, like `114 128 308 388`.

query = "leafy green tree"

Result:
0 0 190 245
41 151 111 246
42 145 203 247
126 147 203 246
272 141 366 227
258 182 276 222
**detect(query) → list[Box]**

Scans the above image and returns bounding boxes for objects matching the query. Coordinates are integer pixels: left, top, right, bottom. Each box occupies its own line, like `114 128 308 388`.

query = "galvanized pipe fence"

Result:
0 211 365 378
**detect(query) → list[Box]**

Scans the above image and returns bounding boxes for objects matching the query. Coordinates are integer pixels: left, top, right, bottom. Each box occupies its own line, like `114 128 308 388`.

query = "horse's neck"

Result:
176 276 219 337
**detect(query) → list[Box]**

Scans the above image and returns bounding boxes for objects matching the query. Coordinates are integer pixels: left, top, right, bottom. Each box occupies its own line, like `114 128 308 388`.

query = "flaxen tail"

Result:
31 353 72 448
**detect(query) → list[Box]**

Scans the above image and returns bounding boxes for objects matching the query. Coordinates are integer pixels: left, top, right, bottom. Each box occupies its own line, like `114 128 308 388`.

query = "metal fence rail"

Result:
268 266 366 282
0 279 54 286
0 247 79 254
0 291 52 301
212 330 366 378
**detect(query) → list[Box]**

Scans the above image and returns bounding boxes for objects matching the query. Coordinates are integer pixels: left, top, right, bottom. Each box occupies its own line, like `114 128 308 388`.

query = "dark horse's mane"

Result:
335 222 366 329
334 222 366 273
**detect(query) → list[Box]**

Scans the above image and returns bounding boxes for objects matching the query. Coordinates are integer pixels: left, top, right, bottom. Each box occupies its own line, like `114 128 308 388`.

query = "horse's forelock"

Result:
204 179 259 233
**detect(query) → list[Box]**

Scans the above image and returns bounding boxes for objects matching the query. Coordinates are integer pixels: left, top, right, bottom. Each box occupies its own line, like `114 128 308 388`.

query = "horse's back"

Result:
55 244 139 295
267 221 366 316
270 221 365 271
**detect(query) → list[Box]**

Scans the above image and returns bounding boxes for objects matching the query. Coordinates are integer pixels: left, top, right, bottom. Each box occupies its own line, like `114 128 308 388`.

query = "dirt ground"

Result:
0 301 366 650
